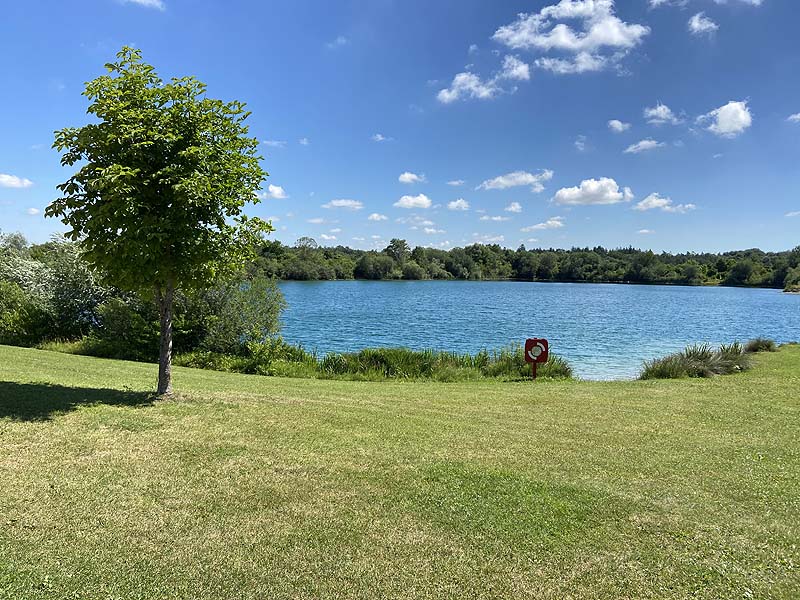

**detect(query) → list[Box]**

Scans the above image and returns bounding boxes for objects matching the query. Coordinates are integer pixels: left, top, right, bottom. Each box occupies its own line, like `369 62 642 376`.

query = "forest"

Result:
251 237 800 290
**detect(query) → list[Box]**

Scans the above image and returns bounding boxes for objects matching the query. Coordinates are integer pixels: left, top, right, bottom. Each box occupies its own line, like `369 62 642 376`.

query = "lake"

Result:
278 281 800 380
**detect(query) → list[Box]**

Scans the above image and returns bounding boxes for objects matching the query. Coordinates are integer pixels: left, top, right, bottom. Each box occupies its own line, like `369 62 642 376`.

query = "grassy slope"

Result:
0 345 798 600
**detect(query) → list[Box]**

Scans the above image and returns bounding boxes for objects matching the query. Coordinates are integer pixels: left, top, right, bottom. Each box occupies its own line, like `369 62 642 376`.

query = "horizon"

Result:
1 0 799 253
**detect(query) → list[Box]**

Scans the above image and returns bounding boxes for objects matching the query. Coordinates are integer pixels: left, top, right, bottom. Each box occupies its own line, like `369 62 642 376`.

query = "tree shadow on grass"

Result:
0 381 154 422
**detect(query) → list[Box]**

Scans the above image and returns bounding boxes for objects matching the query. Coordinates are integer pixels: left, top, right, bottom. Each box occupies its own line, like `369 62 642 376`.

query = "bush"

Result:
640 341 753 380
0 281 52 346
89 298 159 361
745 338 777 353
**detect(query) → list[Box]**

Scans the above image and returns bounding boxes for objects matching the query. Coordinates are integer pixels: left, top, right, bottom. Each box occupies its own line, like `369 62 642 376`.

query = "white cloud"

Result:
327 36 348 49
493 1 649 54
553 178 634 206
26 207 40 216
785 211 800 218
638 229 655 234
505 202 522 213
263 140 287 148
469 44 479 54
122 0 165 9
322 199 363 210
447 198 470 211
608 119 631 133
574 135 588 152
398 171 427 184
644 102 682 125
624 138 666 154
499 55 530 81
472 234 506 244
535 52 607 74
320 234 337 241
688 12 719 35
298 137 310 146
490 0 648 77
477 169 553 193
368 213 388 221
521 216 565 231
394 194 432 209
258 184 288 200
371 133 392 142
437 72 501 104
0 173 33 188
787 113 800 123
424 227 446 234
697 100 752 138
480 215 510 222
633 192 696 213
447 179 465 186
307 217 325 224
714 0 763 5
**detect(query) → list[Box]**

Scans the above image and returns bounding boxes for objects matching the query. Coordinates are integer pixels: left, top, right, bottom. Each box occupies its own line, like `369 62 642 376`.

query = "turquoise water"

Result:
278 281 800 380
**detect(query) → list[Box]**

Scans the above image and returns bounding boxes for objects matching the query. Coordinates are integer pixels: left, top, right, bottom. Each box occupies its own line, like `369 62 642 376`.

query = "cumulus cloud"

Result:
477 169 554 193
26 207 40 215
326 36 348 49
786 113 800 123
394 194 432 209
0 173 33 188
368 213 388 221
574 135 588 152
688 12 719 35
638 229 655 234
263 140 287 148
633 192 696 213
480 215 510 222
398 171 427 184
447 179 465 186
437 72 501 104
447 198 470 211
493 0 649 74
372 133 392 142
624 138 666 154
498 55 530 81
553 177 634 205
258 184 288 200
644 102 682 125
784 211 800 218
320 234 337 241
424 227 446 234
505 202 522 213
122 0 165 9
697 100 752 137
439 1 648 103
521 216 565 232
608 119 631 133
323 199 363 210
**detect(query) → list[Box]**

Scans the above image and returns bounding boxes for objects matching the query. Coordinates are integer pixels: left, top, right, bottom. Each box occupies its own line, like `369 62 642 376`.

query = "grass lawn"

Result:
1 344 798 599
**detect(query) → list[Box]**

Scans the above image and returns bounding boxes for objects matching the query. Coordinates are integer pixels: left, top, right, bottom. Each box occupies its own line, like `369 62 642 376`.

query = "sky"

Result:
1 0 799 253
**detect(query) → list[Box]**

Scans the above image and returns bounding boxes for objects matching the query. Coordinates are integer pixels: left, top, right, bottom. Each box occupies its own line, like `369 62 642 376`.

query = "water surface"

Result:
278 281 800 380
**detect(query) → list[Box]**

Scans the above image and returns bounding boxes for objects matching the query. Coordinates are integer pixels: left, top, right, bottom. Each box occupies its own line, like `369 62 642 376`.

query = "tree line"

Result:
251 237 800 290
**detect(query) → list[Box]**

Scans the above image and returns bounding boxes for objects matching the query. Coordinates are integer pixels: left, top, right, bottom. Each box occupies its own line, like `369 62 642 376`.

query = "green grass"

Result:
1 344 799 599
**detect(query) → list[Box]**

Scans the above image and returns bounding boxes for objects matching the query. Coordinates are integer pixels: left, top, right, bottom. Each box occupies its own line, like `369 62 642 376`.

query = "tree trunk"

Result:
156 281 175 396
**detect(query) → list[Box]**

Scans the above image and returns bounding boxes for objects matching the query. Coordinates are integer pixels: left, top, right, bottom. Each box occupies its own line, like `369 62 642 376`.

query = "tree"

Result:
384 239 410 265
47 47 270 395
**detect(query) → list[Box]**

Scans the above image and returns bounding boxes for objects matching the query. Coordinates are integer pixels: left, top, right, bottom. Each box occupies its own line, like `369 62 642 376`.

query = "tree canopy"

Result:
48 47 271 394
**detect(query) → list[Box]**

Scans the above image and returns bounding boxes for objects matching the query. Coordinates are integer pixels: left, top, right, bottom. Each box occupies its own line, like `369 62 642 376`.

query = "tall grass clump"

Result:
744 337 777 353
640 341 753 380
319 344 572 382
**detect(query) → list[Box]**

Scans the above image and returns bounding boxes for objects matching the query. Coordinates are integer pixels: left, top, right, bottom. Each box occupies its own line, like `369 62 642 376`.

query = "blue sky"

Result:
1 0 798 252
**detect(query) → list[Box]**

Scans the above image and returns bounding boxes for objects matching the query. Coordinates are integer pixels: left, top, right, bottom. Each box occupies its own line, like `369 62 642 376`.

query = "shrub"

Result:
640 341 753 380
0 281 52 346
745 338 777 353
89 298 159 361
